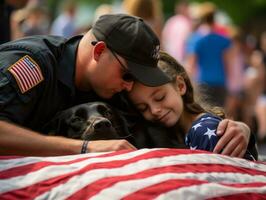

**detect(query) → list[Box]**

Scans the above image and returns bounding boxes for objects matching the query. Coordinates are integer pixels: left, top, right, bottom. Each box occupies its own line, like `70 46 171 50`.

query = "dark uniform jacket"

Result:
0 35 99 132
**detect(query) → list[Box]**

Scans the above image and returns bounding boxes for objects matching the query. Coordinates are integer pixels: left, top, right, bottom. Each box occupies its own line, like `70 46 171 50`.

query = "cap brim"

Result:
126 60 171 87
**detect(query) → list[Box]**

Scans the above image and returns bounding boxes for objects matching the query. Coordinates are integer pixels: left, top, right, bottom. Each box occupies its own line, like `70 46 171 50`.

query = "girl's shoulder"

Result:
191 113 221 130
196 113 221 122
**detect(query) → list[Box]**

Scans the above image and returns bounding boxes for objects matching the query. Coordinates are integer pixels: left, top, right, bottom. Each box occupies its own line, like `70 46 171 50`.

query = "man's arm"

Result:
214 119 258 159
0 121 136 156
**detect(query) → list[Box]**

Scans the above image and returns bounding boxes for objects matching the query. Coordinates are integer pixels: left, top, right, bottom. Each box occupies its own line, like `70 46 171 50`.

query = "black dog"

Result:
42 101 185 149
42 102 134 142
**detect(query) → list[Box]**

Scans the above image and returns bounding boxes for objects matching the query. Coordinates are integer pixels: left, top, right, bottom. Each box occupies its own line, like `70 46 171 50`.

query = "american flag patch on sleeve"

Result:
8 55 44 94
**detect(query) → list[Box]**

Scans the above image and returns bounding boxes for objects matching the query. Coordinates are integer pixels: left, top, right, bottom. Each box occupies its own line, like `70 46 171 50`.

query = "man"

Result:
0 14 254 157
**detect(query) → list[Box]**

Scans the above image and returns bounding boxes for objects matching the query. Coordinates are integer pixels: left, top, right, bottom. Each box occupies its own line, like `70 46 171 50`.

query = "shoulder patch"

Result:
7 55 44 94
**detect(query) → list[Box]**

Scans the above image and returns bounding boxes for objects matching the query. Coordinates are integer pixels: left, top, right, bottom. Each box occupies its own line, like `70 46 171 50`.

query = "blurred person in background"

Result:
93 4 113 23
255 32 266 142
185 2 233 108
243 50 265 137
225 26 246 121
74 3 114 36
0 0 28 44
50 0 77 38
11 5 50 39
161 0 192 64
122 0 163 39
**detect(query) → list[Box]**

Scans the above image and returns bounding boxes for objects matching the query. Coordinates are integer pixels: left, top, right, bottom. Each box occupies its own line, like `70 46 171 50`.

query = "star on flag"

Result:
203 128 216 139
192 123 202 131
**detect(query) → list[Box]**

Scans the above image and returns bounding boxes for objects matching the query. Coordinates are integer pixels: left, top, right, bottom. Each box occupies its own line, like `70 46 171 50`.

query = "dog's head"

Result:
42 102 133 141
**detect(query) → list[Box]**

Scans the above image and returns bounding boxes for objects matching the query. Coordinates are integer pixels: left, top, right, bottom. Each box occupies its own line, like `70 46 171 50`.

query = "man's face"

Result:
88 50 134 99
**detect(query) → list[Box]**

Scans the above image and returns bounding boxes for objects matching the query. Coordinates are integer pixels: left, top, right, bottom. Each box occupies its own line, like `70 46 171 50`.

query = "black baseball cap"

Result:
92 14 171 87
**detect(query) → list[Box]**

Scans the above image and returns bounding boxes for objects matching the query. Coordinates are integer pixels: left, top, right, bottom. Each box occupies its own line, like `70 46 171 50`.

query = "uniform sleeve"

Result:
0 49 44 125
185 119 220 152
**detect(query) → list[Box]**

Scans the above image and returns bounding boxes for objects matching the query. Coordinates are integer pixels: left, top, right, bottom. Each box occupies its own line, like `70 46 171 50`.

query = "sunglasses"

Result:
91 41 135 82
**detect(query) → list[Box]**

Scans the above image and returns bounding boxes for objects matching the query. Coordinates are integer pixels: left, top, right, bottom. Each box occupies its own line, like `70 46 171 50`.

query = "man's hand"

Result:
87 140 137 152
213 119 250 158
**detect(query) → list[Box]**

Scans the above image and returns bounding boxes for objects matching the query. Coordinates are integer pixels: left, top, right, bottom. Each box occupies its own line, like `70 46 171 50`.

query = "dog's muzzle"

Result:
82 117 118 140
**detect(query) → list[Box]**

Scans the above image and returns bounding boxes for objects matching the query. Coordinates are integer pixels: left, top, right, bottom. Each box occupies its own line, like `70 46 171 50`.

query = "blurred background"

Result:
1 0 266 157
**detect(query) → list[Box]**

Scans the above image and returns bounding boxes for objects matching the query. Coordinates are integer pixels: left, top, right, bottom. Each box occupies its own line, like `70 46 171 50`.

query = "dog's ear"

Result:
111 108 131 135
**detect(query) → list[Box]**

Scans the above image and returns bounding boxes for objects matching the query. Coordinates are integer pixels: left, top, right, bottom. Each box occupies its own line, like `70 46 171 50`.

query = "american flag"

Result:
8 55 44 94
0 148 266 200
185 113 255 160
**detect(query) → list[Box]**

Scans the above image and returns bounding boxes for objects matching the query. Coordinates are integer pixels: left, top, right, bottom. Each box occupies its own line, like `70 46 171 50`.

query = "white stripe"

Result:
0 152 111 172
90 172 266 200
0 149 154 194
155 183 266 200
35 153 266 200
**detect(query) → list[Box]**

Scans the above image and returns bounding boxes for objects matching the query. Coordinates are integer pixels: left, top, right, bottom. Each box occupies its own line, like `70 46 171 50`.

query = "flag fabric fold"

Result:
0 148 266 200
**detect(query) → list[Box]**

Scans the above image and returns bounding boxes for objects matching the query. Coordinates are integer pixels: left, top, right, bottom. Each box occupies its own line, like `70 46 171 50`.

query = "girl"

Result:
128 51 255 160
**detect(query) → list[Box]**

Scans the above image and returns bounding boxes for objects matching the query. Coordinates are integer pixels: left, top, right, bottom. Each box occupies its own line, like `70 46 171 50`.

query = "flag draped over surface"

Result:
0 148 266 200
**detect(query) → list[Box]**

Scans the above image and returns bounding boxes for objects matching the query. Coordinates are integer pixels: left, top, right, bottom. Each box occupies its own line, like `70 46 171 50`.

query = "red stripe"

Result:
0 150 183 199
10 67 28 92
123 179 208 200
16 62 35 88
0 156 22 160
21 58 42 84
223 182 266 187
68 163 266 200
19 61 38 85
211 193 266 200
1 149 264 199
124 181 266 200
68 166 205 199
0 149 197 179
0 151 126 179
13 63 33 91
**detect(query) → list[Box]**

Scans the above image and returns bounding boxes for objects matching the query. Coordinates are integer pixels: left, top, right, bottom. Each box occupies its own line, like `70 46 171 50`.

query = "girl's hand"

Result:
213 119 250 158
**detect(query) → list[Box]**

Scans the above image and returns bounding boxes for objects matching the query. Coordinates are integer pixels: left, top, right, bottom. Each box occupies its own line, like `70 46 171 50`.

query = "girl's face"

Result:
128 77 186 127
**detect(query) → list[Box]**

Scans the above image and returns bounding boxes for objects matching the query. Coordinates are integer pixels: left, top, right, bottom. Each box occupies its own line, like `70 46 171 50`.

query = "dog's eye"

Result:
103 110 112 118
75 108 87 119
70 117 83 123
97 105 112 118
97 105 107 113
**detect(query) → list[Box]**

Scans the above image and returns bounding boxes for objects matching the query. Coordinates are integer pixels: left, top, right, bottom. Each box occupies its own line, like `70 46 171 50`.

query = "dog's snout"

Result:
93 119 112 130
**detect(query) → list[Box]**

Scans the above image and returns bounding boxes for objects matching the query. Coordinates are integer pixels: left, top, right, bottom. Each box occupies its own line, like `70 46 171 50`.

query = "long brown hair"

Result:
158 51 225 118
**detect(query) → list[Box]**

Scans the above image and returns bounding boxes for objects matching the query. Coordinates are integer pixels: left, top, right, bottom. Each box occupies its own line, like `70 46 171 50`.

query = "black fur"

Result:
42 102 135 143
